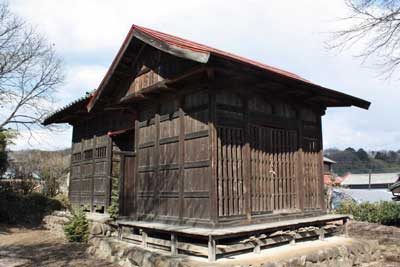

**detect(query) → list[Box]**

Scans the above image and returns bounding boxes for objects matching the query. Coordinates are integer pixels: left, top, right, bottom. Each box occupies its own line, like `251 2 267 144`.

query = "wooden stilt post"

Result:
208 235 216 262
253 241 261 254
142 230 148 248
171 233 178 256
319 228 325 241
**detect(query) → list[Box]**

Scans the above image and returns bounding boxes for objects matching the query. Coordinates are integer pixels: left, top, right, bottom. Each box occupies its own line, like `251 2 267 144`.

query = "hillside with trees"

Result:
4 149 70 196
325 148 400 175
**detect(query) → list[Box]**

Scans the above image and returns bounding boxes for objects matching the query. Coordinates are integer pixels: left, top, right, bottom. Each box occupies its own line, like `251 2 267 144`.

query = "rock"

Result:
97 239 113 257
90 223 103 236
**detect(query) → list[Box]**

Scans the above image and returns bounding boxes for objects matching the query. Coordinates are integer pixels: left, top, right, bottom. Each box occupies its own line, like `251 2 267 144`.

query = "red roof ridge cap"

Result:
131 24 311 84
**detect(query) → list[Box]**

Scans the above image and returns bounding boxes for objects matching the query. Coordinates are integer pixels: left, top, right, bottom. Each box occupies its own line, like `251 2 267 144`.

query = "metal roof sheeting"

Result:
341 172 400 186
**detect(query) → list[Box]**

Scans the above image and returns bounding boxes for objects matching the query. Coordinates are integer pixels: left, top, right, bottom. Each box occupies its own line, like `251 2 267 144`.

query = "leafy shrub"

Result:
107 162 120 220
64 209 89 243
0 192 64 225
335 200 400 226
107 202 118 220
0 178 37 195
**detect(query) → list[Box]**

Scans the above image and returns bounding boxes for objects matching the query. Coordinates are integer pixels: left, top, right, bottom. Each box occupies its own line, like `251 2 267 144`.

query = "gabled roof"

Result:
87 24 371 111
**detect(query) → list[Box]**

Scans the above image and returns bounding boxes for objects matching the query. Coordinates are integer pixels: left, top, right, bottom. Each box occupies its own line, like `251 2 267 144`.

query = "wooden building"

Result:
44 25 370 260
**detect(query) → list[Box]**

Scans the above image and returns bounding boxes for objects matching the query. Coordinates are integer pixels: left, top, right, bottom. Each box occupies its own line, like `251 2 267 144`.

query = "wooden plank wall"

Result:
69 135 111 210
250 126 298 214
134 90 210 222
215 90 323 219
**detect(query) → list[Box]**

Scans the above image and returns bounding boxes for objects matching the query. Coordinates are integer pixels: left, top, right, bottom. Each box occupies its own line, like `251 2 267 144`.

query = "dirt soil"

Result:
0 225 120 267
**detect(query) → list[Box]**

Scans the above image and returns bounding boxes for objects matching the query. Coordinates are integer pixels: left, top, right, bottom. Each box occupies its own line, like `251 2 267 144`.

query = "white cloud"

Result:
10 127 72 151
56 64 108 102
6 0 400 150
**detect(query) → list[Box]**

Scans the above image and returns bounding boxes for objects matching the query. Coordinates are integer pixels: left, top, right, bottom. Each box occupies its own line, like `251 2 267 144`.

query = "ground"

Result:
0 225 120 267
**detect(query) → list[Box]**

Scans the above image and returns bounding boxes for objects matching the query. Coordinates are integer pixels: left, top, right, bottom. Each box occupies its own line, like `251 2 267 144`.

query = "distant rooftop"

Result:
341 172 400 186
323 156 336 164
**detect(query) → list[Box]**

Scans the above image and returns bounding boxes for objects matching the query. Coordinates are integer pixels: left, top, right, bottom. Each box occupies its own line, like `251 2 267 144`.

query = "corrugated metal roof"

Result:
323 156 336 164
42 92 92 125
341 172 400 185
87 24 371 111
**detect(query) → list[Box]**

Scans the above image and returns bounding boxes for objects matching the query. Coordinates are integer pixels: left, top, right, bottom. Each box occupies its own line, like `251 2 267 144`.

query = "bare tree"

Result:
330 0 400 77
0 1 63 134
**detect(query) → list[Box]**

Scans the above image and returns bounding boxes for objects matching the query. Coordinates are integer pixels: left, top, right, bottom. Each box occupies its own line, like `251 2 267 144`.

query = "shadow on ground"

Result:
0 226 119 267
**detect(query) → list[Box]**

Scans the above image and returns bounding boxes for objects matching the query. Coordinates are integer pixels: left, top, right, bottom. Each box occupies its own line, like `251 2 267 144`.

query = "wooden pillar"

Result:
318 114 326 212
208 235 216 262
178 98 185 223
318 228 325 241
142 230 148 248
119 154 126 216
209 89 218 224
171 233 178 256
253 240 261 254
90 136 97 212
243 96 252 221
133 119 140 219
296 149 305 211
105 136 113 208
318 151 325 212
296 120 304 212
154 111 161 214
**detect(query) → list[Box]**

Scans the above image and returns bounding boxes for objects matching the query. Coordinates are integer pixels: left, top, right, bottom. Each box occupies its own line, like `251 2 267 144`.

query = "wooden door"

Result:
217 126 245 217
250 125 298 214
120 152 136 217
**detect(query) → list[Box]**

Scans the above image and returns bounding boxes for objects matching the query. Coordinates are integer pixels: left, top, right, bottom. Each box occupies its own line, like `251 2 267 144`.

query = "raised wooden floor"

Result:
117 214 349 261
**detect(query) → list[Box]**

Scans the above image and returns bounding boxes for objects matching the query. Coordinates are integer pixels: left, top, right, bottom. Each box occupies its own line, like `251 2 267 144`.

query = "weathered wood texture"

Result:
134 91 210 222
214 90 323 222
70 135 111 210
69 111 134 210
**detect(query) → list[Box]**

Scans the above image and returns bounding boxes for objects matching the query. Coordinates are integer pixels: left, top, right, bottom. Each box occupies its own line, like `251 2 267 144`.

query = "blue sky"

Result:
8 0 400 151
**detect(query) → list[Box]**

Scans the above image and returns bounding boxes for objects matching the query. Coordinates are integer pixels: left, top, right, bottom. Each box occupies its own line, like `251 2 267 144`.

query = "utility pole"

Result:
368 169 372 190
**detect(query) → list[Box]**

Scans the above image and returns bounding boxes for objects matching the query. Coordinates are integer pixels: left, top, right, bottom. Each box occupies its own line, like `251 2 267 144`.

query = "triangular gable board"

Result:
92 41 201 109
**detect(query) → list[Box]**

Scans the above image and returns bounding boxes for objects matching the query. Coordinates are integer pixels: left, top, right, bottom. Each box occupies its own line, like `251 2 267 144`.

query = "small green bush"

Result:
335 200 400 226
107 202 118 220
64 209 89 243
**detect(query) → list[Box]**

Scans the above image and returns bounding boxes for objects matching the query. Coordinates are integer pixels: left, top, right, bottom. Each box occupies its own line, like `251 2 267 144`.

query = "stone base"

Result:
86 235 383 267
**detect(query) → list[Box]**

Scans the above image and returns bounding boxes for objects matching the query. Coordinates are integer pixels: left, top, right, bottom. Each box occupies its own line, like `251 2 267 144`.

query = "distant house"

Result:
340 172 399 189
323 157 339 186
323 156 336 174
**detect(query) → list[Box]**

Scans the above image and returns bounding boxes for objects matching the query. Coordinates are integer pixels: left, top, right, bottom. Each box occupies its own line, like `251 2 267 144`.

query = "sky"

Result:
7 0 400 151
